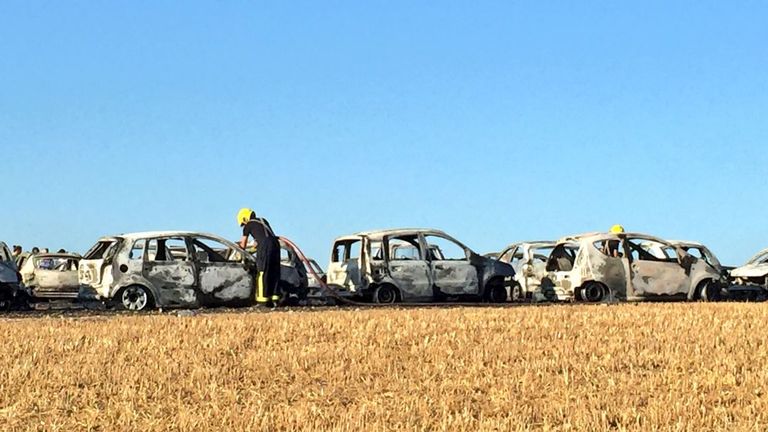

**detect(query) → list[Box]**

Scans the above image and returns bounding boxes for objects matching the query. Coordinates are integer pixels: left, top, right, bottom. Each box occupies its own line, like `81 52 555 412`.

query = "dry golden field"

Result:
2 303 768 431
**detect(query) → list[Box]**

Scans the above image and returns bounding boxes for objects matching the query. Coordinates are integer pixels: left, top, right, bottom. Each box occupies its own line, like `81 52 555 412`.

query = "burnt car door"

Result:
422 234 479 296
625 238 689 299
143 237 198 307
327 238 364 291
190 237 254 305
385 235 432 300
80 238 121 290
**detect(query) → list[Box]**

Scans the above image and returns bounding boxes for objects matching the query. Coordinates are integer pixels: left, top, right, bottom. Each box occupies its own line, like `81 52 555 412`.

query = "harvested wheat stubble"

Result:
1 304 768 431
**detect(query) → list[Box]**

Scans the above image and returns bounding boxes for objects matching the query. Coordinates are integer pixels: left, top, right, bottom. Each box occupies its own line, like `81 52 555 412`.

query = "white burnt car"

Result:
18 253 81 299
79 231 257 311
327 228 515 303
730 248 768 290
497 241 557 302
544 232 727 302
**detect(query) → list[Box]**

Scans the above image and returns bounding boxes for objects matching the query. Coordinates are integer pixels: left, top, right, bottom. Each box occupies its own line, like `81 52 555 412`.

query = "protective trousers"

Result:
255 237 281 304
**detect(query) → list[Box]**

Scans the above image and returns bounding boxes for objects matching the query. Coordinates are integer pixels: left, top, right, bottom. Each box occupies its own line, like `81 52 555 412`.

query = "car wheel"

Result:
698 280 721 302
117 286 153 311
374 284 398 304
581 282 607 303
486 279 508 303
0 290 11 311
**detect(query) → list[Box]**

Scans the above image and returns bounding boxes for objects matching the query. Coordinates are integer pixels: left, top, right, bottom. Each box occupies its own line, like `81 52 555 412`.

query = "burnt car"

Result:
729 248 768 295
305 258 326 292
19 253 81 300
544 232 727 302
326 228 514 303
497 241 557 302
79 231 257 311
0 242 27 310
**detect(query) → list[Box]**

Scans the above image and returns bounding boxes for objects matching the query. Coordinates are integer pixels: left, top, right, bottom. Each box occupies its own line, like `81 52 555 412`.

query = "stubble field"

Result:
1 303 768 431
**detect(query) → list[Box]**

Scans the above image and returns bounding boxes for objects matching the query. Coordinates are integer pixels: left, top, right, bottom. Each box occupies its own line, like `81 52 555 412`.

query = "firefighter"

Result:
604 224 625 257
238 208 281 307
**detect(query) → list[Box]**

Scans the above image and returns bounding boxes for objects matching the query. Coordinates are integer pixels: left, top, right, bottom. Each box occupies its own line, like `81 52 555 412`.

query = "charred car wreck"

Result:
729 248 768 298
497 241 557 302
326 229 515 303
0 242 28 310
19 253 81 300
544 232 727 302
79 231 258 311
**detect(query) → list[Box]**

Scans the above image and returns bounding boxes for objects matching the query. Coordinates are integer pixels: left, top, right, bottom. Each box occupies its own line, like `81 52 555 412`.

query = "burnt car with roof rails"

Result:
544 232 727 302
79 231 258 311
326 228 515 303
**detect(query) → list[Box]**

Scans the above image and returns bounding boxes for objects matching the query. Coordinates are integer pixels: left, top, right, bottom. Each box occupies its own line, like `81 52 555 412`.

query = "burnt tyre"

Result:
698 280 721 302
116 285 154 311
486 279 508 303
581 282 607 303
373 284 399 304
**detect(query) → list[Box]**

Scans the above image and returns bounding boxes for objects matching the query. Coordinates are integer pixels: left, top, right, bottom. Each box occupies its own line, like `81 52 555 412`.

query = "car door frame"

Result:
384 234 433 301
624 237 689 299
142 236 199 307
189 236 255 306
327 238 365 292
421 233 479 296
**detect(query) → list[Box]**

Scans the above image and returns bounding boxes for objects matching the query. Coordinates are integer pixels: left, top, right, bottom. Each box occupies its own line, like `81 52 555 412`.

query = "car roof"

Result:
500 241 556 251
335 228 450 241
102 231 222 241
32 253 81 259
557 232 669 244
668 240 706 248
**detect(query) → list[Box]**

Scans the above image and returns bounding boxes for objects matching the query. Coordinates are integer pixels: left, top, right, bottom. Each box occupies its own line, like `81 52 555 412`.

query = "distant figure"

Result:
42 248 50 254
57 249 66 253
31 247 40 255
12 245 22 258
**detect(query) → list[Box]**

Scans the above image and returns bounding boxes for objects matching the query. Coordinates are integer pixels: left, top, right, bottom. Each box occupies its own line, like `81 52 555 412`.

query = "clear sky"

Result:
2 1 766 265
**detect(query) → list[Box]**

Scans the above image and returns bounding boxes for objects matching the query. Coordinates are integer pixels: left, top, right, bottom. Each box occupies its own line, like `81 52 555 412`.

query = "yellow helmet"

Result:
610 224 625 234
237 208 255 226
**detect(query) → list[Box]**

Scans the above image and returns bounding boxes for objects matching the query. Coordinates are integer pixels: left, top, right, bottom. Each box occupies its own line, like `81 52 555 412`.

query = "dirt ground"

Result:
1 303 767 431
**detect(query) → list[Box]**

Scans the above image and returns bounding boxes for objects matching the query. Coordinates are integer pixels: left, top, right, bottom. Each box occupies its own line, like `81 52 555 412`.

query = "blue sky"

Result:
2 1 767 265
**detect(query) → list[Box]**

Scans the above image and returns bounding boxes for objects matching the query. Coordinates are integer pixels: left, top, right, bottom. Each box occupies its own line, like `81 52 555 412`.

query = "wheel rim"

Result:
512 285 523 301
378 287 396 303
122 287 148 310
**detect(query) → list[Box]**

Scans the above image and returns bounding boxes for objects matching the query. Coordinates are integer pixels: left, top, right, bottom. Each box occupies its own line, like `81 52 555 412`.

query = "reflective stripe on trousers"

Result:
256 271 269 303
